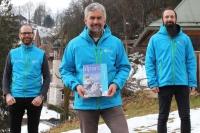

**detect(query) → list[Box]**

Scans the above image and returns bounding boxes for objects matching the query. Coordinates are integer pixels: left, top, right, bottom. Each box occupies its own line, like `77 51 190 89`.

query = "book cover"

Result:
83 64 108 97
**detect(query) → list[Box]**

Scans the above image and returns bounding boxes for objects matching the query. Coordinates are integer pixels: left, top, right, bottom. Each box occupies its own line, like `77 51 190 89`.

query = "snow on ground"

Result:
63 108 200 133
40 106 60 120
132 65 146 80
23 106 60 120
21 106 60 133
132 65 148 87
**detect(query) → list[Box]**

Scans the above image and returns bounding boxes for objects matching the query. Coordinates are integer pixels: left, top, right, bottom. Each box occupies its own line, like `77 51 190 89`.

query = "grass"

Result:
48 91 200 133
47 120 79 133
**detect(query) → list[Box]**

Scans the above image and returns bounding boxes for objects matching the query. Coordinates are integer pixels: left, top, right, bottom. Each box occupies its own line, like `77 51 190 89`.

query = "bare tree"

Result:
33 4 46 26
22 1 34 23
59 0 182 47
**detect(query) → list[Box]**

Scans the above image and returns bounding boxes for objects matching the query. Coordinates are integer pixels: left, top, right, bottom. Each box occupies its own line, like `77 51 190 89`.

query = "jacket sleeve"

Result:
40 53 51 97
186 37 197 87
59 43 80 91
145 37 158 88
111 41 131 90
2 52 12 96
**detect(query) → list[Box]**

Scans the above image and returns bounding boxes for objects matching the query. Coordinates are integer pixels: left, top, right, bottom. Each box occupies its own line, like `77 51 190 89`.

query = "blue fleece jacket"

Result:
145 25 197 88
59 25 130 110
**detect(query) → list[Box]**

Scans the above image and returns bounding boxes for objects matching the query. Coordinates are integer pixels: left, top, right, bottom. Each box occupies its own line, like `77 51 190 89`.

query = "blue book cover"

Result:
83 64 108 97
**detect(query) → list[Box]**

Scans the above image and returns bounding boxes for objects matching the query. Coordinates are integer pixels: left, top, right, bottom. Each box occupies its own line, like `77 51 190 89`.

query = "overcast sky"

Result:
11 0 71 14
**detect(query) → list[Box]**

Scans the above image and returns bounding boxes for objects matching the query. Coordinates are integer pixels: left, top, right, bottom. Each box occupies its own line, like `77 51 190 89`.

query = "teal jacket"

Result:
145 25 197 88
59 25 130 110
4 44 50 97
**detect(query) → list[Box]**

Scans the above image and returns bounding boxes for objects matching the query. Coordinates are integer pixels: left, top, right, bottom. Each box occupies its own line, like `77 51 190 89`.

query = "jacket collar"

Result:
79 24 112 43
21 43 35 50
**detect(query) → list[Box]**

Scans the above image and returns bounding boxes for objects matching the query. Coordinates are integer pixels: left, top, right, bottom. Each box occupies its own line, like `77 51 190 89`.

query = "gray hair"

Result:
84 2 106 19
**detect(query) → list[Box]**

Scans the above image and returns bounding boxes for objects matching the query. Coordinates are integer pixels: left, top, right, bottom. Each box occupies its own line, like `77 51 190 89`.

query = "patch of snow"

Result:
23 106 60 120
132 65 146 80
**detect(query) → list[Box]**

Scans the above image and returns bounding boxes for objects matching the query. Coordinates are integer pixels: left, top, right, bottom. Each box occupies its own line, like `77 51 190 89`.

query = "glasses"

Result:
20 32 33 35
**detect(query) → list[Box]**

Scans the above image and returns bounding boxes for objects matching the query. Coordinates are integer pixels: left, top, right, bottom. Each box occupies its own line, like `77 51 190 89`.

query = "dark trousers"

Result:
157 85 190 133
77 106 129 133
8 98 43 133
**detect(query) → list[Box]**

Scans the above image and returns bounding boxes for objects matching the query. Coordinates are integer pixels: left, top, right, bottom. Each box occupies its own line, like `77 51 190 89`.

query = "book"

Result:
83 64 108 97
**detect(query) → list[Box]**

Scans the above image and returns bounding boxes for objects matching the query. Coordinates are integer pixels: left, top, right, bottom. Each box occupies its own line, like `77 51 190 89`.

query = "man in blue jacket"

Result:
2 24 50 133
145 8 197 133
59 2 130 133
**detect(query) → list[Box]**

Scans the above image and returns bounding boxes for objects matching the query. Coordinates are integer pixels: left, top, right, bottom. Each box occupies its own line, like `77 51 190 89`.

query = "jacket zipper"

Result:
171 39 176 85
94 41 103 110
24 47 30 97
23 48 27 97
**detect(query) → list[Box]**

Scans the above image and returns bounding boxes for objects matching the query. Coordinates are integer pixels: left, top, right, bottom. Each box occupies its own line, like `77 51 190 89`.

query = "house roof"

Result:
150 0 200 27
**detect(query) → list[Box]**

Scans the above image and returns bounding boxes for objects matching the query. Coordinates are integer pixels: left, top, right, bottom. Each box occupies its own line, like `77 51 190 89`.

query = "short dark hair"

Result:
162 7 177 20
19 24 33 33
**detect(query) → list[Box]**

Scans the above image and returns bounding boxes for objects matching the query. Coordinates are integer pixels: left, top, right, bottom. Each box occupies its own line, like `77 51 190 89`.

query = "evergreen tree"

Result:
0 0 20 132
43 14 55 28
33 4 46 26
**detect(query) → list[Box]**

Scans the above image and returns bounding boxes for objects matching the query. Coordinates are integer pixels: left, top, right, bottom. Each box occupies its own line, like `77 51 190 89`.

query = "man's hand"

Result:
107 83 117 97
151 87 159 93
76 85 86 97
32 96 43 106
190 87 196 94
6 93 16 106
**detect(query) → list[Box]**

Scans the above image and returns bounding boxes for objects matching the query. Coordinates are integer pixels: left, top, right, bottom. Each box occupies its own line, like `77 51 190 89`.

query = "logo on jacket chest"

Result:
103 48 112 53
32 60 39 64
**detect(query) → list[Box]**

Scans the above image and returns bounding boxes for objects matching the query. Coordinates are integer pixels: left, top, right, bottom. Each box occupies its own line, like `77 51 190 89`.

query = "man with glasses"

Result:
2 24 50 133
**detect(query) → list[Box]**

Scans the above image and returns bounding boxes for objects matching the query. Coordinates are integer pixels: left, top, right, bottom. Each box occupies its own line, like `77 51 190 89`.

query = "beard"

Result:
88 24 104 37
165 23 180 38
21 38 33 45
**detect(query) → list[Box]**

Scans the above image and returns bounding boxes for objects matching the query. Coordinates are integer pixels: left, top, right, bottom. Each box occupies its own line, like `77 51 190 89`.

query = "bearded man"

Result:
145 8 197 133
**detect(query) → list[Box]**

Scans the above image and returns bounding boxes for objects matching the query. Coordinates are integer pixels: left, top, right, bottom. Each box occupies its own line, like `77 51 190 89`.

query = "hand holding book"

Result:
107 83 117 97
76 83 117 97
76 85 86 98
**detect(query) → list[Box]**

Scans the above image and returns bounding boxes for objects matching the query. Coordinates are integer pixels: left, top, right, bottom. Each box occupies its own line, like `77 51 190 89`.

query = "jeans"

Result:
8 97 43 133
157 85 190 133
